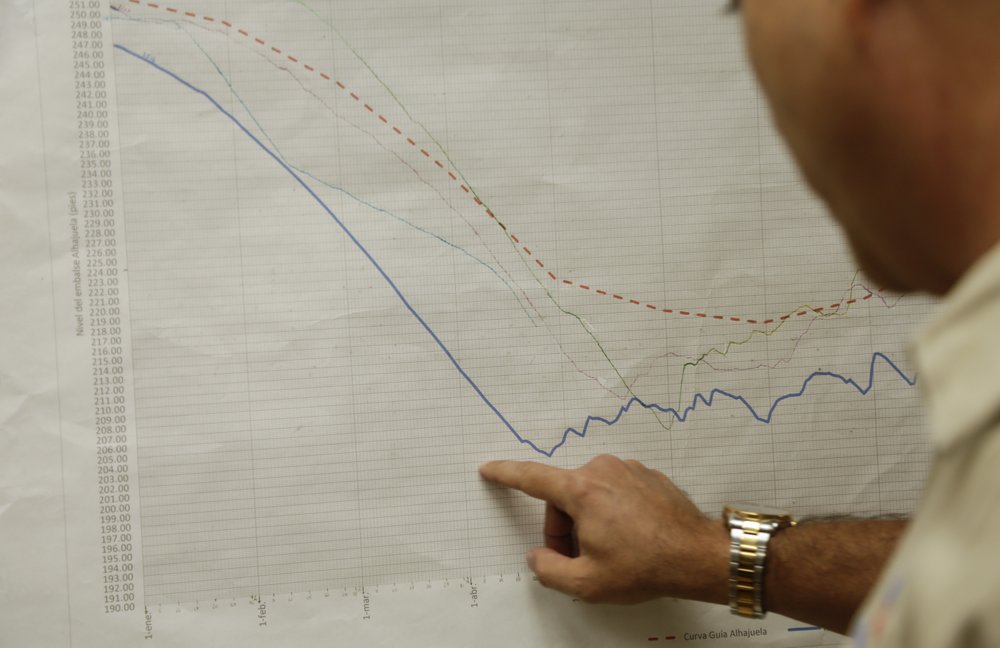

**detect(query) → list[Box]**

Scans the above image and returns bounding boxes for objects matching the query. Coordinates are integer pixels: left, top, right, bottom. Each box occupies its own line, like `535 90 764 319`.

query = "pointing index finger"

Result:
480 460 570 509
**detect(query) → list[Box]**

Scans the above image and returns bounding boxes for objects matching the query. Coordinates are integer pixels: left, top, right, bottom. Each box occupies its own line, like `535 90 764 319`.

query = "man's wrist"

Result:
671 517 731 606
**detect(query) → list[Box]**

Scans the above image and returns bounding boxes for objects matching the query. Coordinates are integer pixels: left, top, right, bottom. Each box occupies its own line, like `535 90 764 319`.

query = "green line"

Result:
243 4 880 431
290 0 662 411
670 275 872 410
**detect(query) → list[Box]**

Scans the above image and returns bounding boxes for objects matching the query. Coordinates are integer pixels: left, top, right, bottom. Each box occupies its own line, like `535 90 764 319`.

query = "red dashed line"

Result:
130 1 884 328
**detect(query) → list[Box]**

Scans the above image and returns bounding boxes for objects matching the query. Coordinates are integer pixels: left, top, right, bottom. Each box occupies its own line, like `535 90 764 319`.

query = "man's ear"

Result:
842 0 888 42
833 0 904 68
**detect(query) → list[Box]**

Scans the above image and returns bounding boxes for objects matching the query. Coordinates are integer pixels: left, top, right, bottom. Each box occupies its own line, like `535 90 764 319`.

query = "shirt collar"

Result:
914 243 1000 449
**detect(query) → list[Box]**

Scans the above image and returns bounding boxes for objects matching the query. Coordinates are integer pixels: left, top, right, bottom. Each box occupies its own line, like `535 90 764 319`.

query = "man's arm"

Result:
479 455 906 635
764 517 906 633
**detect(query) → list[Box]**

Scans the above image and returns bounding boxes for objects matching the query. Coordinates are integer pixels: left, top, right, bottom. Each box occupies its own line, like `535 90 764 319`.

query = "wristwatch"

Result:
723 503 797 619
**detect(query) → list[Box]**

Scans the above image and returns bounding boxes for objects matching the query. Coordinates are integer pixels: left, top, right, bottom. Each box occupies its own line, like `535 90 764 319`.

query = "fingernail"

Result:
526 549 537 572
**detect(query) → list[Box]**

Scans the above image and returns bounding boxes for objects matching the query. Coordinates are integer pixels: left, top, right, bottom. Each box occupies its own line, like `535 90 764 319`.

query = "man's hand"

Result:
479 455 729 606
482 454 908 634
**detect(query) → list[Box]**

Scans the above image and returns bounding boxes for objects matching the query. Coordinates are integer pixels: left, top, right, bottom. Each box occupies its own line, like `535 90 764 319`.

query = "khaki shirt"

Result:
850 245 1000 647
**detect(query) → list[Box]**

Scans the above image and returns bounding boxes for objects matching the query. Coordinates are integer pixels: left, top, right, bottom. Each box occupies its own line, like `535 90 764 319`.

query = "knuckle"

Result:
650 468 670 483
572 575 605 604
588 454 622 471
512 461 535 479
534 569 555 589
564 473 591 500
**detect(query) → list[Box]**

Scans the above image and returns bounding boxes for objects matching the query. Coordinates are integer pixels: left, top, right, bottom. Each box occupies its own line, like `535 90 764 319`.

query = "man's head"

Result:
736 0 1000 295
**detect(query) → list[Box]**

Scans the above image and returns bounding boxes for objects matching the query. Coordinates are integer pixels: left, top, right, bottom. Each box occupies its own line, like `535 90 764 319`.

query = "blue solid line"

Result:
113 44 523 445
114 44 918 459
788 627 822 633
542 351 915 456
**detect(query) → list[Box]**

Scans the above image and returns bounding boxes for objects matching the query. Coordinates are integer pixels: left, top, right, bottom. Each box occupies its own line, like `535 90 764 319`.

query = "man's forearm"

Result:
480 457 908 635
763 519 908 634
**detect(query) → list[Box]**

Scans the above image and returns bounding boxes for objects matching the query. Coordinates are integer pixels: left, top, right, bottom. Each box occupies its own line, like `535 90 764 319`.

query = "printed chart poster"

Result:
1 1 934 646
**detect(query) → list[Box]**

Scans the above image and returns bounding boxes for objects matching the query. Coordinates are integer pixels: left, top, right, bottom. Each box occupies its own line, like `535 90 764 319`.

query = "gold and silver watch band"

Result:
724 504 796 619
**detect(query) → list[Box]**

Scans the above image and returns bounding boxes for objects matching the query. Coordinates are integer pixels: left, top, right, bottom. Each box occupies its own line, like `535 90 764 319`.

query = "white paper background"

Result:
1 1 934 646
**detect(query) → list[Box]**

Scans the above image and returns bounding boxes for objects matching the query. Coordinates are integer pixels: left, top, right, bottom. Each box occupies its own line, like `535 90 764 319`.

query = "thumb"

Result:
527 547 591 599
